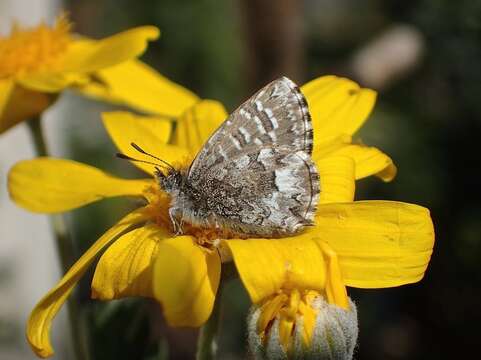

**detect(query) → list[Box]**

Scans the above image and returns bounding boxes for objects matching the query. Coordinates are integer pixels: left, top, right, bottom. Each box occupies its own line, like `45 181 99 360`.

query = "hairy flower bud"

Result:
247 289 358 360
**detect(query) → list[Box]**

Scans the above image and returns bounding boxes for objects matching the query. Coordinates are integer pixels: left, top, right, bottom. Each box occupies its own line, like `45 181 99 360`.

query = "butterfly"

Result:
123 77 320 238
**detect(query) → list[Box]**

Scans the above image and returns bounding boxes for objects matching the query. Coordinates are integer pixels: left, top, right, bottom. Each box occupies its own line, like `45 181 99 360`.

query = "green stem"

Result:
196 263 233 360
26 118 48 156
26 118 90 360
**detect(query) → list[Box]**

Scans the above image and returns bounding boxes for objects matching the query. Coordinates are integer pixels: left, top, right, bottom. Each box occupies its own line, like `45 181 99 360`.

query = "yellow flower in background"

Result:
0 14 159 134
77 58 200 119
8 76 433 358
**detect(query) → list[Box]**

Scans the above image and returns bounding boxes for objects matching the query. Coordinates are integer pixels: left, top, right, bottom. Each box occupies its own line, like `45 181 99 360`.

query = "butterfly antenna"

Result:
130 142 175 170
116 152 169 170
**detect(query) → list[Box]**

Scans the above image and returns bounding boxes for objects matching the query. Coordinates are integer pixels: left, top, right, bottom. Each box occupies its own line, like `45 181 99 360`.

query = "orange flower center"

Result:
141 184 172 229
142 181 244 251
0 14 72 79
257 289 321 351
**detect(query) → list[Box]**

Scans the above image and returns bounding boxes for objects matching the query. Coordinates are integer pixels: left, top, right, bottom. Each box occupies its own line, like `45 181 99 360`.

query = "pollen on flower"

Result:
142 183 172 230
0 14 72 79
142 181 244 252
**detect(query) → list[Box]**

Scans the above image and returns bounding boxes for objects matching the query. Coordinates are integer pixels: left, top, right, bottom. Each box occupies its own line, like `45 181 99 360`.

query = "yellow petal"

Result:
172 100 228 157
27 209 148 358
316 155 355 204
0 80 53 133
153 236 220 327
17 72 89 93
16 27 159 93
92 224 167 299
301 76 377 140
61 26 160 74
102 111 189 175
77 60 199 117
8 158 151 213
333 144 397 182
226 237 327 303
312 134 352 160
314 201 435 288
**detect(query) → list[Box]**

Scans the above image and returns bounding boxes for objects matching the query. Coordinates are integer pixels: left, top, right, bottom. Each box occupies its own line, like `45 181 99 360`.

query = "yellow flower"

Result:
232 201 433 356
7 76 433 358
0 14 159 134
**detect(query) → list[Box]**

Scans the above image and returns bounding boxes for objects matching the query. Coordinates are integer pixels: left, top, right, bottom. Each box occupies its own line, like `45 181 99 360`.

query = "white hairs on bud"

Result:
247 296 358 360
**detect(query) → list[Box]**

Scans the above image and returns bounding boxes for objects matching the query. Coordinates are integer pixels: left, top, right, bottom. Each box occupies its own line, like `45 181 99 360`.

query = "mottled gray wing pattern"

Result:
188 77 312 182
192 146 320 237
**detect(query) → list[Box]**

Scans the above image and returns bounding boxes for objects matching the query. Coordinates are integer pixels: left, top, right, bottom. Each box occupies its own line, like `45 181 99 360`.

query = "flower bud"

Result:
247 289 358 360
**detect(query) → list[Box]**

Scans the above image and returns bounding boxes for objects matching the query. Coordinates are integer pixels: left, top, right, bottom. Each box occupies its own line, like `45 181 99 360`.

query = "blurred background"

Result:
1 0 480 359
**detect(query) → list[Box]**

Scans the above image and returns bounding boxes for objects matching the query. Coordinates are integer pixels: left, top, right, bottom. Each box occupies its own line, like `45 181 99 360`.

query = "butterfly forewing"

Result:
188 77 313 182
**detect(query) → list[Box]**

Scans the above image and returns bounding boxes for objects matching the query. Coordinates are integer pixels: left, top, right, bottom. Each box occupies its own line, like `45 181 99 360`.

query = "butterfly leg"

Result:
211 215 222 247
318 241 349 310
169 207 184 235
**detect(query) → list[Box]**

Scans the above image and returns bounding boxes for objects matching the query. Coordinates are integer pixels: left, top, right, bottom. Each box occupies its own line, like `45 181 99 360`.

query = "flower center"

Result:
0 14 72 79
258 289 322 351
142 184 172 229
142 182 243 251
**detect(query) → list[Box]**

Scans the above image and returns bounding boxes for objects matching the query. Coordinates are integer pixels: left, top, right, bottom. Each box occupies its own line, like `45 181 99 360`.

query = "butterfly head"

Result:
155 167 185 194
116 142 187 195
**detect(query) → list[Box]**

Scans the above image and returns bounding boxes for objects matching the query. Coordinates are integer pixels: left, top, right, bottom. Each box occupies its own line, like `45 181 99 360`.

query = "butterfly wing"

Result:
191 146 320 237
188 77 313 182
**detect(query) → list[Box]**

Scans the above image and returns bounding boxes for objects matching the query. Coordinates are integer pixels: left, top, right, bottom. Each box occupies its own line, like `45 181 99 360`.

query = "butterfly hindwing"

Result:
188 77 313 182
188 146 320 236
